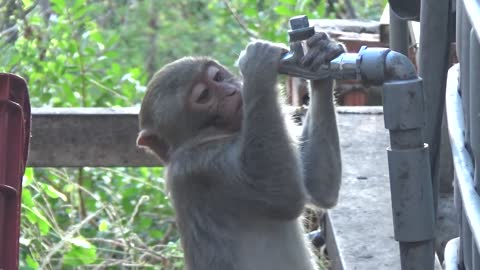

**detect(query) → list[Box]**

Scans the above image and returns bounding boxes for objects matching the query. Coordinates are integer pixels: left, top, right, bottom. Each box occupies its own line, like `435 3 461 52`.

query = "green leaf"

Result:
25 254 39 269
98 220 109 232
89 31 104 43
37 217 51 235
274 5 294 16
21 189 34 207
66 236 93 249
151 229 164 239
23 206 51 235
279 0 297 4
64 183 74 192
244 6 258 17
50 0 66 14
73 0 85 11
63 243 97 266
23 168 34 187
139 217 153 229
41 183 67 201
22 0 33 7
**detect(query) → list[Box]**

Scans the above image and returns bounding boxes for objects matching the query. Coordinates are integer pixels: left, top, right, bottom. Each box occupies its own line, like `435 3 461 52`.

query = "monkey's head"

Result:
137 57 243 164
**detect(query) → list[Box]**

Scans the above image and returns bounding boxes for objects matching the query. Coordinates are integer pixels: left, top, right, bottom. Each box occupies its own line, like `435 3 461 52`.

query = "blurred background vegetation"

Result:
1 0 385 269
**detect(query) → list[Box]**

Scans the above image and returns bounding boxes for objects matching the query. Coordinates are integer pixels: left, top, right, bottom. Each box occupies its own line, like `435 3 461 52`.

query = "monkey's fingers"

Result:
301 46 322 67
309 51 329 72
306 32 330 48
324 43 346 62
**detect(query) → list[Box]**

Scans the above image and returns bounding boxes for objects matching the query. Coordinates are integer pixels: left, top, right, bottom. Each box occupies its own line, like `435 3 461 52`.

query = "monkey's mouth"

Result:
235 98 243 113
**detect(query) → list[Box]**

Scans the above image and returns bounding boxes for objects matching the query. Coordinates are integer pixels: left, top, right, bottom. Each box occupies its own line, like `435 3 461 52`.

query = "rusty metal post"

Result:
0 74 31 270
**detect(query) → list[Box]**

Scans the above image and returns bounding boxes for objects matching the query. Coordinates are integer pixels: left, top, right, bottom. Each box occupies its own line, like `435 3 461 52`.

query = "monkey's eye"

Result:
213 71 223 82
192 83 212 105
197 88 210 104
207 66 223 82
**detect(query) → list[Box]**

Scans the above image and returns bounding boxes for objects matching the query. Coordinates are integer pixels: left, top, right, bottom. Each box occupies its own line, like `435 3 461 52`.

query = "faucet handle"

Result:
288 15 315 42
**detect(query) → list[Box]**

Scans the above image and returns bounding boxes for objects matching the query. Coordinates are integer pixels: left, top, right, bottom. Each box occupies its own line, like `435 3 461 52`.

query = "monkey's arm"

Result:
300 78 341 209
234 41 306 220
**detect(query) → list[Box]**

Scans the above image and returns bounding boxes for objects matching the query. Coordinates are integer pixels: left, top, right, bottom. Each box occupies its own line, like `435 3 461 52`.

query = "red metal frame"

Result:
0 73 30 270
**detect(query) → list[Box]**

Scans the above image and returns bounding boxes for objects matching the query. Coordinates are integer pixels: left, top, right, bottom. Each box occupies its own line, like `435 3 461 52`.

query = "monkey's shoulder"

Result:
167 135 239 183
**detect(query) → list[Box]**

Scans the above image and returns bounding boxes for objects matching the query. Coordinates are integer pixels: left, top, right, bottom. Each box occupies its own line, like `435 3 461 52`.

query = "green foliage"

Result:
0 0 386 268
1 0 146 107
19 167 182 269
353 0 387 20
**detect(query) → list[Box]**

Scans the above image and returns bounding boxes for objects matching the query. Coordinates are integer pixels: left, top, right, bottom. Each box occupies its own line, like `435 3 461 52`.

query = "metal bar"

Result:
469 21 480 270
473 240 479 270
460 1 472 154
463 0 480 41
463 210 473 269
453 2 467 267
469 28 480 191
446 64 480 254
454 174 465 266
389 7 409 56
418 0 452 215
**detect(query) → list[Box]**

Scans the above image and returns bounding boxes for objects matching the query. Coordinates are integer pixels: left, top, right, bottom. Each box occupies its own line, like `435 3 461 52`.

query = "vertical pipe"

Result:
460 3 472 154
469 29 480 191
454 175 465 266
462 210 473 269
473 241 479 270
399 241 436 270
384 78 435 270
389 8 409 56
418 0 451 215
455 1 465 267
469 25 480 270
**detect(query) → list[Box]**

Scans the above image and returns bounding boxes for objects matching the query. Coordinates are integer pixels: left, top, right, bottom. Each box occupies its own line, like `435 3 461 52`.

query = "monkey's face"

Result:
187 64 243 132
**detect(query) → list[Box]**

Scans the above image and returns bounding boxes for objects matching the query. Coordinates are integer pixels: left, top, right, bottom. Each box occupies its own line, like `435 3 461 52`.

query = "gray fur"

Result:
139 34 343 270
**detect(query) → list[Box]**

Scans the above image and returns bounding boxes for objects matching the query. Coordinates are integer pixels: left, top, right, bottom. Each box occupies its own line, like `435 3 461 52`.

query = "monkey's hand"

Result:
238 41 288 84
301 32 345 83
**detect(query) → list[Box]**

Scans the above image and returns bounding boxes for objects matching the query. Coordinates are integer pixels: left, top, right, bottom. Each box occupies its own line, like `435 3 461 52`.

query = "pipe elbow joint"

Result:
384 50 417 81
358 47 417 84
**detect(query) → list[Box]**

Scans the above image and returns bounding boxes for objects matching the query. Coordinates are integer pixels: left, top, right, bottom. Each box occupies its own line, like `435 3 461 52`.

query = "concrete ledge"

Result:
327 108 398 269
27 106 383 167
28 107 160 167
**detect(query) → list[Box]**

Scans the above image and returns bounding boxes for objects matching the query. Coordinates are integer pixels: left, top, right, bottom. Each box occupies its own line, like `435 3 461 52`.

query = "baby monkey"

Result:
137 32 344 270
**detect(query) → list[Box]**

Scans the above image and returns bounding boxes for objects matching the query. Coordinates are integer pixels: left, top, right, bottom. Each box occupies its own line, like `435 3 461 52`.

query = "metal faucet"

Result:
279 15 414 85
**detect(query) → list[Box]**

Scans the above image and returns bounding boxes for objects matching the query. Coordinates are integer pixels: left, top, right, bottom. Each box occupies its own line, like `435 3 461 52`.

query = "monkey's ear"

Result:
136 130 170 164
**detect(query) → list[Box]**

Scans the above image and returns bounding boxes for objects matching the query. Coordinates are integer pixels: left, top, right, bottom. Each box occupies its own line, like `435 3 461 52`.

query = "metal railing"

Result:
444 0 480 269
